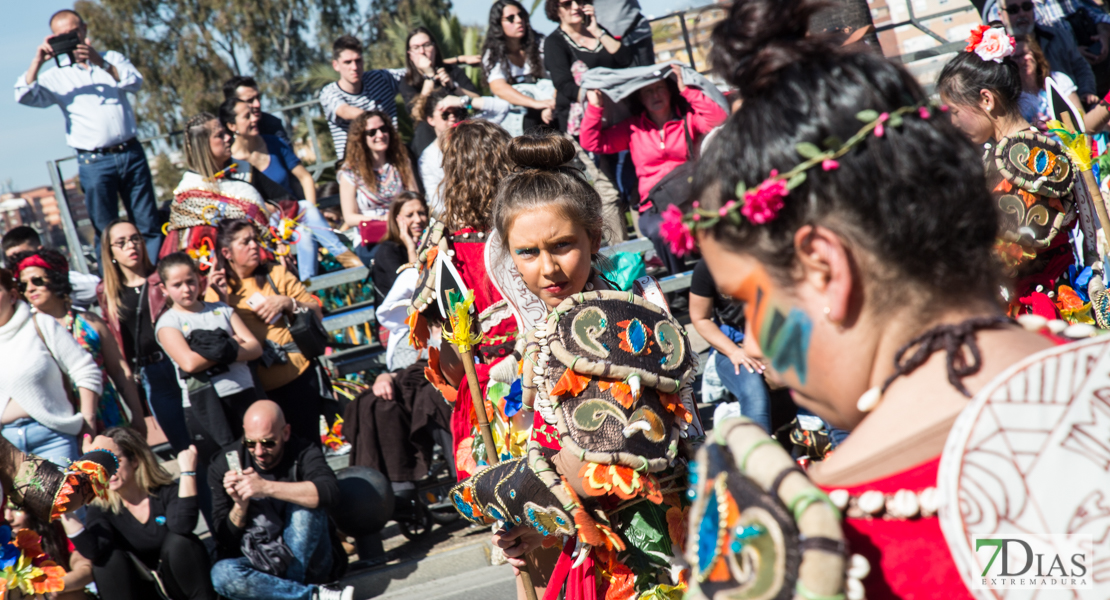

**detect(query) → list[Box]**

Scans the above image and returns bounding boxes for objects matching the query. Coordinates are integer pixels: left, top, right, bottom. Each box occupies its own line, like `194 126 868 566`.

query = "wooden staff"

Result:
443 291 539 600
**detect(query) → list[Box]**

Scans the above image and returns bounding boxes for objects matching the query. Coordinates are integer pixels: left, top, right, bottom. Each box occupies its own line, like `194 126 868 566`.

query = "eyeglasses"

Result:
111 235 144 250
503 13 524 23
17 277 46 293
559 0 591 8
1004 1 1034 13
409 41 435 52
243 437 279 449
365 126 389 138
440 107 468 121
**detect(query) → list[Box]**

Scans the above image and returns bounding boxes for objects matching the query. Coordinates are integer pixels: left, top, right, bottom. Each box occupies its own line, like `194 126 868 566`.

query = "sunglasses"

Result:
1004 1 1034 13
243 437 279 449
365 126 389 138
17 277 46 293
440 107 468 120
503 13 524 23
111 234 144 250
559 0 591 8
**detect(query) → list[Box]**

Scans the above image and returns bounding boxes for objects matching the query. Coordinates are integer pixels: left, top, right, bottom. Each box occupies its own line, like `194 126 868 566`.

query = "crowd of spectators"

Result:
11 0 1110 596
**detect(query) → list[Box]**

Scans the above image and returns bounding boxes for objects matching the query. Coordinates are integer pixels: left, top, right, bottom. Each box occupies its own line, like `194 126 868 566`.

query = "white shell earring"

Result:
857 386 882 412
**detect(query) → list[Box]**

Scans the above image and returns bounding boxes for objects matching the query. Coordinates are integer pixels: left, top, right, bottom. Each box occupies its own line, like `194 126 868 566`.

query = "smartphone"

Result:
226 451 243 475
246 292 280 324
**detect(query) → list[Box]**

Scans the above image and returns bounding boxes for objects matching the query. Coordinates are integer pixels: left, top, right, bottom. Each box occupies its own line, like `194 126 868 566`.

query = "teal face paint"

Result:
758 306 812 384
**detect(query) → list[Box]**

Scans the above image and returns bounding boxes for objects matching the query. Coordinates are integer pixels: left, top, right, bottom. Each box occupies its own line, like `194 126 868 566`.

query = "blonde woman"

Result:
98 219 190 452
58 428 217 600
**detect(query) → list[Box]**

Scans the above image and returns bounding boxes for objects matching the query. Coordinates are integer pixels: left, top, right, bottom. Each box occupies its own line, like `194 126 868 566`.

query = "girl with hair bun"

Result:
938 26 1081 318
459 131 698 600
655 0 1069 598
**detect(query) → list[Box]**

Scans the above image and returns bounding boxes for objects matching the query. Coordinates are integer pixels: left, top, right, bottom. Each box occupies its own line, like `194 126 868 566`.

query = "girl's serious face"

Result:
506 204 599 310
162 264 201 309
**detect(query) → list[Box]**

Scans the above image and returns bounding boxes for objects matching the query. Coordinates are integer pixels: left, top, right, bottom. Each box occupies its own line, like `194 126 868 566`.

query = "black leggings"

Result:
266 367 325 443
91 531 217 600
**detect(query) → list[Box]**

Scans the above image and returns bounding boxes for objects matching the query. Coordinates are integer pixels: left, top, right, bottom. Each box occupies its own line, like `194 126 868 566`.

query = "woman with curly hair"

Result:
481 0 555 132
13 248 145 434
339 110 420 266
441 119 515 233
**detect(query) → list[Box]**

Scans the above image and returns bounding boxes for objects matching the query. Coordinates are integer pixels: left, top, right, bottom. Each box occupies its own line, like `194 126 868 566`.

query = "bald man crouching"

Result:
207 400 355 600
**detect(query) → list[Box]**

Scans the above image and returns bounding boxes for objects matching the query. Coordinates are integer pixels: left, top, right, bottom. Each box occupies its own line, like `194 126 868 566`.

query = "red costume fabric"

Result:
451 363 491 481
450 229 519 351
818 458 973 600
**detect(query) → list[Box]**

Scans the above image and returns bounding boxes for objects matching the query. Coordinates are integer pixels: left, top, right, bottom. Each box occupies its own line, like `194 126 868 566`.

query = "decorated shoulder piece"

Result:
989 130 1076 268
8 448 118 523
939 335 1110 596
451 290 699 599
684 418 850 600
659 100 943 257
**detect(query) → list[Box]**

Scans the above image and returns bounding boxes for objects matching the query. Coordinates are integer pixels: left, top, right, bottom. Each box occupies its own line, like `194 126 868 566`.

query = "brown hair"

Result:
345 110 417 197
97 427 175 514
492 132 605 250
100 219 155 323
384 192 428 246
442 120 514 231
182 112 223 181
1018 34 1052 84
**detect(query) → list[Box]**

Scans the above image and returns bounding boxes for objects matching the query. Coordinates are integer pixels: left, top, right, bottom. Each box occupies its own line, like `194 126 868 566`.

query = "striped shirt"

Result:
318 69 404 159
1035 0 1110 26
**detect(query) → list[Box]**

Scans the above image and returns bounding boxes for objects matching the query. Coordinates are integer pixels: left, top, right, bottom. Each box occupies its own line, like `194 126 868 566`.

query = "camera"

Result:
48 31 80 67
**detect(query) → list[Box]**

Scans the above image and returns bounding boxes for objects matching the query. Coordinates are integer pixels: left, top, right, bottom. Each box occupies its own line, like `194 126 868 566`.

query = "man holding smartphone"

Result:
15 9 162 267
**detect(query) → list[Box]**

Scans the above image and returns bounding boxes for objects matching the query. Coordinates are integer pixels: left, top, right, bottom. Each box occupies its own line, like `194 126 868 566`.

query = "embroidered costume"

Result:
451 290 700 600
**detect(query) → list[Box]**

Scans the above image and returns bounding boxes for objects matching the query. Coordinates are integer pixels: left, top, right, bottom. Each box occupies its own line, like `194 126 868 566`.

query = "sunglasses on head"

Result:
17 277 46 293
364 126 389 138
1004 1 1034 13
504 13 524 23
243 437 279 449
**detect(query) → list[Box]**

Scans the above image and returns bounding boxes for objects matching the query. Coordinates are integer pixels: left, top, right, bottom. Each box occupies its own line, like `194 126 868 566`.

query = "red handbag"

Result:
358 220 388 246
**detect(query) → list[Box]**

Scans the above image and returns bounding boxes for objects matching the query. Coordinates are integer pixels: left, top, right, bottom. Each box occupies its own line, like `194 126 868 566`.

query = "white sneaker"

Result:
315 585 354 600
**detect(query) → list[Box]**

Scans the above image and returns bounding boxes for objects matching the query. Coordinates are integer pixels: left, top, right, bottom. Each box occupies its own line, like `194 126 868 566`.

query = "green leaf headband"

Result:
659 100 945 257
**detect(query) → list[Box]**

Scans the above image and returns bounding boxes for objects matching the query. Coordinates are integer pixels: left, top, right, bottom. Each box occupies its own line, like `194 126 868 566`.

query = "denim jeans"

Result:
76 140 163 267
713 350 772 434
210 505 334 600
140 357 190 452
278 201 349 280
1 418 78 466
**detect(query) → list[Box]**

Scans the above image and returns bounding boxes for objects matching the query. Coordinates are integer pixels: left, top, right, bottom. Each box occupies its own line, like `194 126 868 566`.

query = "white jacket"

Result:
0 302 102 435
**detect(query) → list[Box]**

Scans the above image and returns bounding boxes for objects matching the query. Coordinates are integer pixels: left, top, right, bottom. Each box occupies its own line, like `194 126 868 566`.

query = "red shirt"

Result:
818 458 975 600
579 87 727 203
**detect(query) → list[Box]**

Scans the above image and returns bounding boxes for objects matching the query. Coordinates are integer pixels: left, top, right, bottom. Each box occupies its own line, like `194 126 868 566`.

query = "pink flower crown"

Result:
659 100 943 257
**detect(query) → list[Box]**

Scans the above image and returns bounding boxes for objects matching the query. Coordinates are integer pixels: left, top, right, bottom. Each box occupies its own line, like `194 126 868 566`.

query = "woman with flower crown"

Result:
658 0 1064 597
937 26 1085 320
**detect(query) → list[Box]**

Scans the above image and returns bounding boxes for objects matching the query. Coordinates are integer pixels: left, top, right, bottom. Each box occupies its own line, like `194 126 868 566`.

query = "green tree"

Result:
76 0 362 134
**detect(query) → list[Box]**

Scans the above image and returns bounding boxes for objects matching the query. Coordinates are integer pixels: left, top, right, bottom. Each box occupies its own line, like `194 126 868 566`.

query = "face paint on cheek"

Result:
730 266 813 385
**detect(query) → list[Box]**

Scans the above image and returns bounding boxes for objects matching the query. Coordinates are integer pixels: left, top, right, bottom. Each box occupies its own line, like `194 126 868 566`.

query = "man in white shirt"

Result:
318 35 405 160
15 10 162 267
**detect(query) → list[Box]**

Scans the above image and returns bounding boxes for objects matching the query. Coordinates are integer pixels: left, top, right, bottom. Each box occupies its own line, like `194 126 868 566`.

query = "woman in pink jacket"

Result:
580 65 727 274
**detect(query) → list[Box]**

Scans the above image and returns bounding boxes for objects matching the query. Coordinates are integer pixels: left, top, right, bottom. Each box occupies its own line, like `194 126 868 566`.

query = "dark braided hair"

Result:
694 0 1000 316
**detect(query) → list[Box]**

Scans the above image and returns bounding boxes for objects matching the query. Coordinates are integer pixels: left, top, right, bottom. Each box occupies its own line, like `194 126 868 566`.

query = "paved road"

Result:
373 564 517 600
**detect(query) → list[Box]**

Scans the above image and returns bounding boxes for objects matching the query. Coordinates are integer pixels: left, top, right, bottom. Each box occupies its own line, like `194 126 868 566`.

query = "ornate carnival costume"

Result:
450 290 700 600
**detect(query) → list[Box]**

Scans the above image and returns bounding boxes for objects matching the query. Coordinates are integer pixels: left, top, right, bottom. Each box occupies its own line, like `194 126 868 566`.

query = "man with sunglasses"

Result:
1 226 100 310
997 0 1100 104
208 400 354 600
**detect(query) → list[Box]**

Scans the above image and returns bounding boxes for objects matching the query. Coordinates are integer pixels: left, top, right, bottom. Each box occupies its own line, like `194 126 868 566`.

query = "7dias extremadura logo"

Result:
972 534 1092 590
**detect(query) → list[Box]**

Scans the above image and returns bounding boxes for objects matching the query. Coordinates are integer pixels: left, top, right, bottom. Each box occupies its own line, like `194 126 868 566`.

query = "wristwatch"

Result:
462 96 473 111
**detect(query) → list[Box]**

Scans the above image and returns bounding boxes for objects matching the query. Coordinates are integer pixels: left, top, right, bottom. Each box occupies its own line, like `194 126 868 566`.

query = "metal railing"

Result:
875 0 978 64
646 3 729 72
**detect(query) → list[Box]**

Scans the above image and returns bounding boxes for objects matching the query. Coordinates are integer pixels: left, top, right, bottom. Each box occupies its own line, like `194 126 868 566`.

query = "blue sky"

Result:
0 0 693 192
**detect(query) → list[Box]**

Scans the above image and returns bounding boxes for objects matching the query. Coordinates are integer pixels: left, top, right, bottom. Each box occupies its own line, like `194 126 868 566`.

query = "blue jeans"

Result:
211 505 334 600
713 350 772 434
76 139 163 267
2 418 78 466
280 201 349 280
141 357 190 452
